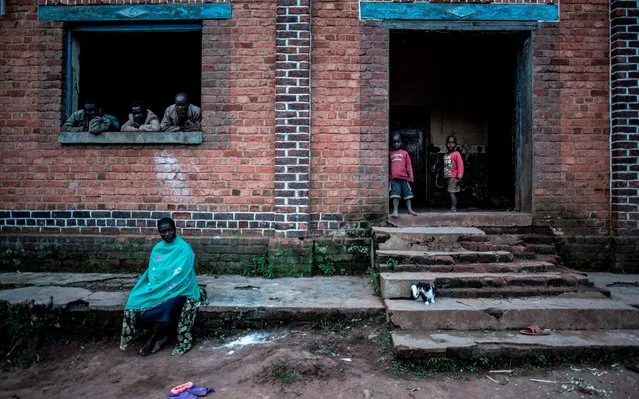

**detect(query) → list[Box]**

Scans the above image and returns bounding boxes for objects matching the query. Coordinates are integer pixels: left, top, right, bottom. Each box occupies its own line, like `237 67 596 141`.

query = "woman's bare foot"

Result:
391 212 399 218
140 336 156 356
408 210 418 216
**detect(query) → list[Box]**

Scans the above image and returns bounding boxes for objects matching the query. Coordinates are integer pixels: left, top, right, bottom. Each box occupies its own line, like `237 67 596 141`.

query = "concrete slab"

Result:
374 227 486 252
0 286 92 307
377 249 514 264
434 286 608 299
588 272 639 307
380 260 558 273
388 211 533 227
380 272 590 299
87 291 129 311
373 227 485 235
392 329 639 359
0 272 125 287
0 273 384 319
386 297 639 330
198 275 384 313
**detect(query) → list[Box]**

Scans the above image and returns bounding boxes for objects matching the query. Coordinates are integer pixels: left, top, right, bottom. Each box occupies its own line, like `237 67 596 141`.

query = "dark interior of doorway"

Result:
77 31 201 125
390 30 525 211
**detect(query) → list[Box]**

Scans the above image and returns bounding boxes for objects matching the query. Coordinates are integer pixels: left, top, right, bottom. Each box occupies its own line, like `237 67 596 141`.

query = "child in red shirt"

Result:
389 133 418 217
443 135 464 212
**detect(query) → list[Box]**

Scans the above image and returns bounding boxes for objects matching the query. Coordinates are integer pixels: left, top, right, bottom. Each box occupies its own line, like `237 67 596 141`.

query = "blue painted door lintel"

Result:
360 2 559 22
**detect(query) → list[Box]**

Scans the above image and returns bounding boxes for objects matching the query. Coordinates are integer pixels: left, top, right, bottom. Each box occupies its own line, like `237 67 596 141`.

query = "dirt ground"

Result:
1 322 638 399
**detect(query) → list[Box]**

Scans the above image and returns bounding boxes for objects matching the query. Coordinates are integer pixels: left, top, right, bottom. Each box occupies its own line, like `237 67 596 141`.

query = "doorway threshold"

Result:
387 210 532 228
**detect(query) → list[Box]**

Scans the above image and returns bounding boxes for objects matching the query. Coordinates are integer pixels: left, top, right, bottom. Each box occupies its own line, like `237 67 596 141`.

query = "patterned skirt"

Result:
120 285 208 355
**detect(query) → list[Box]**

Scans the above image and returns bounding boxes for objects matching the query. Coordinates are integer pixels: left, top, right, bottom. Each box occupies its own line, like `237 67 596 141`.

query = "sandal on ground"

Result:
170 382 194 395
519 325 550 336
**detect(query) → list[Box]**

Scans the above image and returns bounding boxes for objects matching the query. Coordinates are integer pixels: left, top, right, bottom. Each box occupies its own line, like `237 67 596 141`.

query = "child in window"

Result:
389 133 418 217
443 135 464 212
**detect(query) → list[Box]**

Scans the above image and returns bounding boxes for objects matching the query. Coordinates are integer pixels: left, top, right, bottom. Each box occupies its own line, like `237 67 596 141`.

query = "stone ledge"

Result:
58 131 202 145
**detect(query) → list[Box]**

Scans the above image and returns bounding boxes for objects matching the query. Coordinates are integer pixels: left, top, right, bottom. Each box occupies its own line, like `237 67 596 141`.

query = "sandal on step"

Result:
519 325 549 336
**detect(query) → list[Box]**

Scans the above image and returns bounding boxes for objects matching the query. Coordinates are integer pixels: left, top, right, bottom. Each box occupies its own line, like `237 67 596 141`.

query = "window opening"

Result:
66 25 202 127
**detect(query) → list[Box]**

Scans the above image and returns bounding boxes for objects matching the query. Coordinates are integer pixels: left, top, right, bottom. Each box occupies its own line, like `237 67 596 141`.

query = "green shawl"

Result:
125 235 200 311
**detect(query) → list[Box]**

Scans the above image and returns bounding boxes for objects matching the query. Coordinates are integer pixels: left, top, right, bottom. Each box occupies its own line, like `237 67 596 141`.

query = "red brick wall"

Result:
0 0 65 208
311 0 365 223
532 0 610 236
0 0 277 236
0 0 622 271
310 0 388 235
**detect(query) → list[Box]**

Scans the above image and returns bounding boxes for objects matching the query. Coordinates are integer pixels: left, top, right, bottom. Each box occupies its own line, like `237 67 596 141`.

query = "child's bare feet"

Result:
408 210 418 216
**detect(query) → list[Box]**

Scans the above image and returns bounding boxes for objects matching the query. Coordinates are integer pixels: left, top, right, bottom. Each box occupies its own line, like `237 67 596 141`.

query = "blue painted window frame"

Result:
39 3 232 22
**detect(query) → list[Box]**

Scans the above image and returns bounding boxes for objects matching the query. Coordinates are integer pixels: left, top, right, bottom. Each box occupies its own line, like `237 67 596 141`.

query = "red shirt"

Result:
389 149 414 182
443 151 464 179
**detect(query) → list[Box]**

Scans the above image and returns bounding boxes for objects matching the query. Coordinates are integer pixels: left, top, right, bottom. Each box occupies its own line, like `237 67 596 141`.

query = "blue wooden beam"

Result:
1 0 6 17
39 3 231 22
72 23 202 32
360 2 559 22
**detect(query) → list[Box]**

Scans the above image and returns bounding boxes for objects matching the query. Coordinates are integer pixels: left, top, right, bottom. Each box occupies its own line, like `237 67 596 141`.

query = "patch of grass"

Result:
311 317 362 334
386 257 398 269
314 245 336 276
270 362 301 384
366 266 380 296
374 325 394 356
317 258 336 276
389 356 465 376
241 254 275 279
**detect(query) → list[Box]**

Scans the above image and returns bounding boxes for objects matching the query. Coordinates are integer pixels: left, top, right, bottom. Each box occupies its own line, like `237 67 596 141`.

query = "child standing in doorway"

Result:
389 133 418 217
443 135 464 212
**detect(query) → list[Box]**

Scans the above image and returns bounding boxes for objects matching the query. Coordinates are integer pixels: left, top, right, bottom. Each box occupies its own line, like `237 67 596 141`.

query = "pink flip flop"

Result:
519 325 550 336
170 382 194 395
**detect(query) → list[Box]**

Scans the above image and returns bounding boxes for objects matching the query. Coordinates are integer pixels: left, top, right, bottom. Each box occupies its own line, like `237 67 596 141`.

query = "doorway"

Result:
389 30 531 211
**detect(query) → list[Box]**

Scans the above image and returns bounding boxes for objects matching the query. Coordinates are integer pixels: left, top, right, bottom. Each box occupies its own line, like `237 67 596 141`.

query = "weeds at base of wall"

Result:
241 255 276 279
314 244 337 276
366 266 380 296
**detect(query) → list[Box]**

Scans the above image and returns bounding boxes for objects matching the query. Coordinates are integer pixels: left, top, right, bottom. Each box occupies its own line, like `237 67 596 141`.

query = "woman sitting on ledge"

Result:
119 217 207 356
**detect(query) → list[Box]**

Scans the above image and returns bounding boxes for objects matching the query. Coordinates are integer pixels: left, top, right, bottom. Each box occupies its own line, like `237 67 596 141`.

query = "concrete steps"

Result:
379 260 560 273
371 223 639 359
433 286 609 299
392 329 639 360
385 297 639 330
376 249 514 265
386 212 533 227
380 272 593 299
373 226 485 252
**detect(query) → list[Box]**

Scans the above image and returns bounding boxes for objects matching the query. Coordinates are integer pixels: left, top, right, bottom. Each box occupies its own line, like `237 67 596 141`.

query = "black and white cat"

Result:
410 283 436 305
